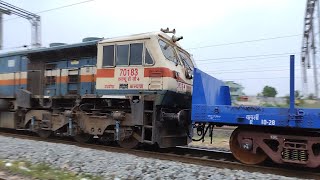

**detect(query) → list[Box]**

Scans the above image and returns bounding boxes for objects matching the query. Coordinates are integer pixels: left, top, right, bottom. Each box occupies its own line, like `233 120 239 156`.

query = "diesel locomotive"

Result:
0 28 193 148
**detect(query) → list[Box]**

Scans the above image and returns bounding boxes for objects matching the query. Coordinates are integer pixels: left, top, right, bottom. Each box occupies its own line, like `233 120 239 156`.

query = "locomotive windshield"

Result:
158 39 179 65
158 39 194 70
178 50 194 70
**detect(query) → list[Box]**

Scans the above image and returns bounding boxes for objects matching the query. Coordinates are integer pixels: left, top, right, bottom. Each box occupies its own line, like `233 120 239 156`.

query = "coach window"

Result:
159 39 178 64
103 45 114 66
129 43 143 65
116 45 129 65
145 48 154 65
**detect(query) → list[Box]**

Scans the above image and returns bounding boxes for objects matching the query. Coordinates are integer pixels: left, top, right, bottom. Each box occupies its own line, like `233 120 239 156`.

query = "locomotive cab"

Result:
96 31 194 95
95 30 194 148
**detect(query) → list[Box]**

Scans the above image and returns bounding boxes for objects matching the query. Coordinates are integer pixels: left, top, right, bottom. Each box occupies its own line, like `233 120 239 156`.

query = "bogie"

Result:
229 127 320 168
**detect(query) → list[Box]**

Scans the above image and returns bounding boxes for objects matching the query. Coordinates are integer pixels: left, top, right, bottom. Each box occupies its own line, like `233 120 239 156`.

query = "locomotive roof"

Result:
0 39 99 58
0 31 179 59
98 31 176 44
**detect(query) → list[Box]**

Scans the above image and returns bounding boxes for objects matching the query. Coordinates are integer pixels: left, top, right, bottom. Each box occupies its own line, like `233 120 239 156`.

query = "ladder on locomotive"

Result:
67 69 80 95
142 100 154 144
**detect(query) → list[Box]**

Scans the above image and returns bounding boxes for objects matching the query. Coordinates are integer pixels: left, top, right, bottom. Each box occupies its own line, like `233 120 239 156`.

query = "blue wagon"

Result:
191 55 320 167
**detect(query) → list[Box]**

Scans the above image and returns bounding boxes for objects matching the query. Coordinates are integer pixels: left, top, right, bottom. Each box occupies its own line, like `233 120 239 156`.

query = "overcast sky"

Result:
1 0 314 96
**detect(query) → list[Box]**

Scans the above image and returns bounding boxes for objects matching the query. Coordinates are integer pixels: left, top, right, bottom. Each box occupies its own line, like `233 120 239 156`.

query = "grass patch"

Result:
299 102 320 108
0 159 102 180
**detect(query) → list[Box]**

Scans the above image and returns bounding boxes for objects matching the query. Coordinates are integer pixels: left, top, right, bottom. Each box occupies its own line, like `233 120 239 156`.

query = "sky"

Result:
1 0 315 97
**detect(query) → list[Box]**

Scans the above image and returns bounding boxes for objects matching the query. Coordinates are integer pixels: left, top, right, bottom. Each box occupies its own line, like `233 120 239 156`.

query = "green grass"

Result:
0 160 102 180
299 102 320 108
260 102 320 108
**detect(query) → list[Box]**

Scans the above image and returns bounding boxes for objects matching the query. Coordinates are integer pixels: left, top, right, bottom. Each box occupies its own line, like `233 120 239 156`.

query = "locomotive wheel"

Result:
74 133 92 143
230 128 267 165
37 130 52 138
118 136 139 149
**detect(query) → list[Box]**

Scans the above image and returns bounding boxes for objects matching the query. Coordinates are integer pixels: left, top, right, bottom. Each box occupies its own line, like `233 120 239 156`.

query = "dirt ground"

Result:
189 127 235 150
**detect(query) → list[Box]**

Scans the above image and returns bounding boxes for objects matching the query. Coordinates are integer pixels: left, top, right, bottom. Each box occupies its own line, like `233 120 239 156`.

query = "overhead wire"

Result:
195 54 298 66
0 0 97 51
196 56 291 65
186 34 302 50
0 0 305 67
0 0 305 84
195 52 298 62
2 1 301 55
1 0 303 61
208 68 300 74
0 0 309 95
0 0 302 53
203 65 298 72
204 66 301 74
3 0 96 22
222 76 313 81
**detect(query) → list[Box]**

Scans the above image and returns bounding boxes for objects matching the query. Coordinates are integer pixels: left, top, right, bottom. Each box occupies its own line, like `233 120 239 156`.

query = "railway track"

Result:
0 130 319 179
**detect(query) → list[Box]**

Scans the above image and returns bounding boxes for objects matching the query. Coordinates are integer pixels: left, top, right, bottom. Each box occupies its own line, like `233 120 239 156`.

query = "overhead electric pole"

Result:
0 8 10 50
301 0 320 98
0 0 41 49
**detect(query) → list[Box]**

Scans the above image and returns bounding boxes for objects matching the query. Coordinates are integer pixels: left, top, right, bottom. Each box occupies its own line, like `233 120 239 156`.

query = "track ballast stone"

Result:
0 135 306 180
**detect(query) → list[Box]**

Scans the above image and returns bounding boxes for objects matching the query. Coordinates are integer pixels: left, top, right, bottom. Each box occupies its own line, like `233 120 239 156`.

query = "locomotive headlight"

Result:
172 35 183 42
185 69 193 79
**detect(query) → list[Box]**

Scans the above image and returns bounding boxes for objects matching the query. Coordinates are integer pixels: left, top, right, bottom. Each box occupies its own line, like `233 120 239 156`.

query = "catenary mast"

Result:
0 0 41 49
301 0 320 98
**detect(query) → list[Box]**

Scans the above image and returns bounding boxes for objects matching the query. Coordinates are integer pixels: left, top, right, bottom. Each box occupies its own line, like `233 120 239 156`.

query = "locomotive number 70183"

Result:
119 68 139 77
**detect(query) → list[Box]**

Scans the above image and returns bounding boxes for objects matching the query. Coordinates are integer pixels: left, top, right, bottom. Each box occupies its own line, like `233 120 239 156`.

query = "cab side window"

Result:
102 45 114 66
116 45 129 65
103 43 146 66
159 39 178 64
145 48 154 65
130 43 143 65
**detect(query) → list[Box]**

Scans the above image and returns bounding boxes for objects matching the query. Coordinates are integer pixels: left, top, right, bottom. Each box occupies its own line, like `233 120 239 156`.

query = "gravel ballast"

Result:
0 135 307 180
